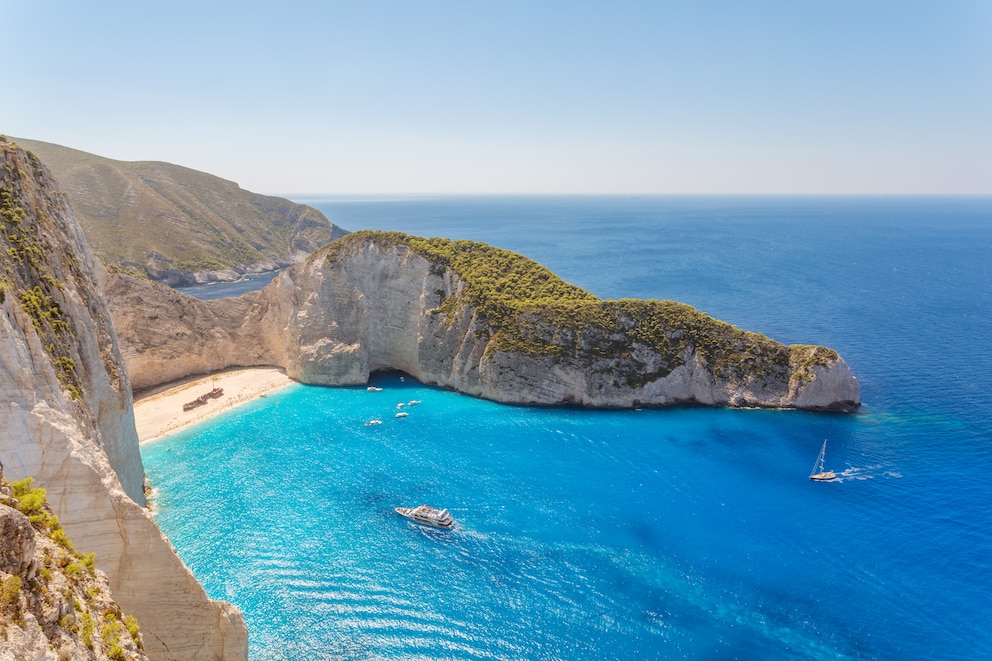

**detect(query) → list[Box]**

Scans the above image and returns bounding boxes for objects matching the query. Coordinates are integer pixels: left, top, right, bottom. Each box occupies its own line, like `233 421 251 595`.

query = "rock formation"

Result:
1 138 247 660
0 472 149 660
110 231 859 411
103 274 279 391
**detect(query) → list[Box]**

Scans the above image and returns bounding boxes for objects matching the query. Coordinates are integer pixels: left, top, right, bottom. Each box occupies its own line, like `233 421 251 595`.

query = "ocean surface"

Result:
175 270 282 301
143 196 992 660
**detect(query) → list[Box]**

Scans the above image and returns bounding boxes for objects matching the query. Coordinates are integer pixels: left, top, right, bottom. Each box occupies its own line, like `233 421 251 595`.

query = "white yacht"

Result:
395 505 454 529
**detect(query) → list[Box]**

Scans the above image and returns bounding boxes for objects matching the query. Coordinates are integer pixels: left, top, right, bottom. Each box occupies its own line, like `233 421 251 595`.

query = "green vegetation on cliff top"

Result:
324 231 839 387
11 137 346 280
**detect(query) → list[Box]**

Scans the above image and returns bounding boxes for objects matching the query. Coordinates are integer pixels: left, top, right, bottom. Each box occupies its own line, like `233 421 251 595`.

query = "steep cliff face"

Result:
103 272 279 391
0 138 247 660
264 233 859 410
111 231 858 411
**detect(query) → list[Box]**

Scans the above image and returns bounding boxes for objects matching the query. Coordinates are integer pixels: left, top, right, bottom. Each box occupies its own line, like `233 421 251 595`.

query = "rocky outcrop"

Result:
109 231 859 411
1 474 150 661
268 234 859 410
0 138 247 660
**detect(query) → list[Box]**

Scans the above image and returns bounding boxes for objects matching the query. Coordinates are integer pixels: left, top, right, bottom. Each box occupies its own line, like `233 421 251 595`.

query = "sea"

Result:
141 196 992 660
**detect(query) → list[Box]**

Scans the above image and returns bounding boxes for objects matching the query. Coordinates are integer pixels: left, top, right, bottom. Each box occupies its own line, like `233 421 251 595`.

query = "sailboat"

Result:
809 440 836 481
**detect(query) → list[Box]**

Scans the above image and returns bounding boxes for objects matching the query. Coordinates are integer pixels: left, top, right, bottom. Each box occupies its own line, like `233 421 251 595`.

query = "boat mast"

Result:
810 440 827 477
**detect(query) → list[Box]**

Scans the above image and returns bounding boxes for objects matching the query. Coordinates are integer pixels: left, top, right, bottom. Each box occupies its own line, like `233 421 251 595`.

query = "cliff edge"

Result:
111 231 859 411
0 137 247 660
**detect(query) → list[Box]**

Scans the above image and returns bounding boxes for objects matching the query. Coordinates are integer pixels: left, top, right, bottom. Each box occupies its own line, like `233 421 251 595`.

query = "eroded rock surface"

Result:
110 232 859 411
1 138 247 660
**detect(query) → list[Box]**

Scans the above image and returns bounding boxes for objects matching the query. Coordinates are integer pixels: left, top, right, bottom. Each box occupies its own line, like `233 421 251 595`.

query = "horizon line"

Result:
281 191 992 199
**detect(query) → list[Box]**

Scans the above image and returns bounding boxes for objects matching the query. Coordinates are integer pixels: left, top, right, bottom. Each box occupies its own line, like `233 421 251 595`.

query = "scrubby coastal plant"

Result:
0 575 22 622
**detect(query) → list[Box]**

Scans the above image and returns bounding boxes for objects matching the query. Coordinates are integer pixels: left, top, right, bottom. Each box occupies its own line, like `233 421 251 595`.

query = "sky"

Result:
3 1 991 195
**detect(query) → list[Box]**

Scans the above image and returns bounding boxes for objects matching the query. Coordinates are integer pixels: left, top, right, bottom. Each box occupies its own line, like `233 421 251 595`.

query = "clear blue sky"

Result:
4 1 990 194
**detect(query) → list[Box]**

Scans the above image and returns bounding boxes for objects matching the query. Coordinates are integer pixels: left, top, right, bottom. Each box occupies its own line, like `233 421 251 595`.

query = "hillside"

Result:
11 137 347 285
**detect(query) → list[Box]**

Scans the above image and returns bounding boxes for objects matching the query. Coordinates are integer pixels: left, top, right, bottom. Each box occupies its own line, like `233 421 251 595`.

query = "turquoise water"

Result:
143 196 992 659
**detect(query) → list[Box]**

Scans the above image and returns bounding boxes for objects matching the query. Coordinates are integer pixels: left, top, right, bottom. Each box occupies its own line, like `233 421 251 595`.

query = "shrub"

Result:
124 614 141 645
102 613 126 659
80 612 95 648
10 477 34 497
1 574 21 618
12 479 46 517
51 528 76 553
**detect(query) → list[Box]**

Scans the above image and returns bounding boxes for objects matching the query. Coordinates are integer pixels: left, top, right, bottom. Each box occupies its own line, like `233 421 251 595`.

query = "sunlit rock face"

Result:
259 236 859 410
0 139 247 661
111 231 857 413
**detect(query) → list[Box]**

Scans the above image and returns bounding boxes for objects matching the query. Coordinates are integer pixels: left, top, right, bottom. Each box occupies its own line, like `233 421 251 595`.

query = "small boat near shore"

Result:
809 440 837 481
364 419 382 426
395 505 454 529
395 411 408 418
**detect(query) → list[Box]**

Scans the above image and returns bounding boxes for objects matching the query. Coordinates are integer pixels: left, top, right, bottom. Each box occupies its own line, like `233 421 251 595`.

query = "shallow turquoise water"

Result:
144 196 992 659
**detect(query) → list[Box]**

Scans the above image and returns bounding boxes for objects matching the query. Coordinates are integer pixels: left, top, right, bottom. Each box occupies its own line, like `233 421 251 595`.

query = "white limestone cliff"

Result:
266 238 859 409
0 140 247 660
109 234 859 412
102 272 278 391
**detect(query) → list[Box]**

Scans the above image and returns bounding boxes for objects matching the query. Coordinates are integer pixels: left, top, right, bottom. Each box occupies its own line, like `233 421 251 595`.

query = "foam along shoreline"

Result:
133 367 295 442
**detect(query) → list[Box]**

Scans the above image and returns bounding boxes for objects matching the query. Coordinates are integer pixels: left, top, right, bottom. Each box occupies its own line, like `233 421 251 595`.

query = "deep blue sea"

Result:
143 196 992 660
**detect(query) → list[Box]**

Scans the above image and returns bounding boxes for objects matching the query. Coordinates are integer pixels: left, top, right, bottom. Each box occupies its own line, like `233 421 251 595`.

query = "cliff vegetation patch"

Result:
0 472 147 659
1 140 84 400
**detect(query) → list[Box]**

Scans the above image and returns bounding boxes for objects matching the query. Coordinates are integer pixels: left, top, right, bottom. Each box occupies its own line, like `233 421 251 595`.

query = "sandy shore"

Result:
133 367 295 442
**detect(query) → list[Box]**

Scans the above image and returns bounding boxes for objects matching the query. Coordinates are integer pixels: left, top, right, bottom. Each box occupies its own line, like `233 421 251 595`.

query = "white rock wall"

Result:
261 240 859 410
109 236 858 412
0 142 248 661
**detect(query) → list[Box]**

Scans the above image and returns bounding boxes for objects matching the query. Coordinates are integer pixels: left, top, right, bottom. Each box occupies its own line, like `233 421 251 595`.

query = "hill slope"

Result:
11 137 347 285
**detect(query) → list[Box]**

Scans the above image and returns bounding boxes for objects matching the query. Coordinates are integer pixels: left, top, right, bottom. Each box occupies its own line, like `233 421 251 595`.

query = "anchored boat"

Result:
395 505 454 529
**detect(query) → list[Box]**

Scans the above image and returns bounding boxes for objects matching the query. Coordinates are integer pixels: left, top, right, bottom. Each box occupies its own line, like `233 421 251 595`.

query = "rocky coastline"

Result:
2 136 858 660
108 231 860 412
1 139 247 660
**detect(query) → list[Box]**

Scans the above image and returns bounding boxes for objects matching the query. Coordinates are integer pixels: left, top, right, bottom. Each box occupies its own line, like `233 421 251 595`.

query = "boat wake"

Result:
834 464 902 482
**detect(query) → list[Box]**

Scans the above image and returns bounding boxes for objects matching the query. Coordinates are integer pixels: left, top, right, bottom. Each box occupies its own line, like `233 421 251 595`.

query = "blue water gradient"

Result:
144 196 992 659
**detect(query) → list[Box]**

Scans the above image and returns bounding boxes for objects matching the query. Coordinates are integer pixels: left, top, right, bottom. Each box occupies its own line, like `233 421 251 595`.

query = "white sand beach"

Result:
133 367 295 442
